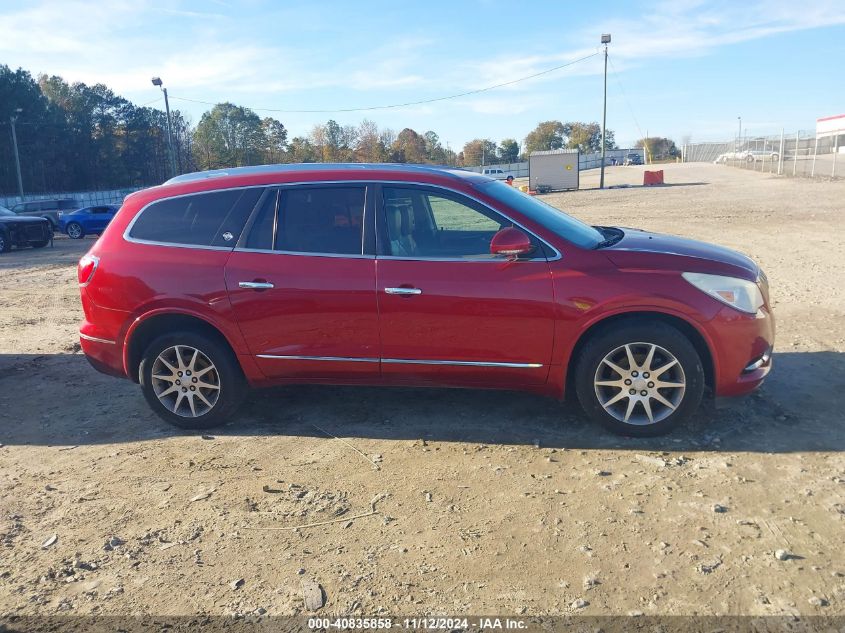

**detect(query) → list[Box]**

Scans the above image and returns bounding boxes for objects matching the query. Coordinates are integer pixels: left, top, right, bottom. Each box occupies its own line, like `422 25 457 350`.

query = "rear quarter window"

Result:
128 188 264 248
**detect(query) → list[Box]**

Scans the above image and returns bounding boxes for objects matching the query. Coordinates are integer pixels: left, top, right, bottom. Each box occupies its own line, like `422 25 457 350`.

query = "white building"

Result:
816 114 845 152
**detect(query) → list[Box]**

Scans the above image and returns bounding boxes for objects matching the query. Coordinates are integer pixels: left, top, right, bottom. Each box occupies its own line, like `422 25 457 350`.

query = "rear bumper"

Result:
707 305 775 397
80 333 126 378
79 286 129 379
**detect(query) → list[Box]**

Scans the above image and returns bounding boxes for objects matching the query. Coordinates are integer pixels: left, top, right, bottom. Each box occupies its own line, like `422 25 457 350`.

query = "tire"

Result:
574 321 705 437
30 240 49 248
138 331 246 429
745 155 754 163
0 231 9 253
66 222 85 239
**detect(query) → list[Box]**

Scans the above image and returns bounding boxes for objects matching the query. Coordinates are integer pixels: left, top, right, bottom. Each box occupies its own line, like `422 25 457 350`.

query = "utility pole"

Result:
9 109 24 200
737 116 742 152
599 33 611 189
151 77 177 178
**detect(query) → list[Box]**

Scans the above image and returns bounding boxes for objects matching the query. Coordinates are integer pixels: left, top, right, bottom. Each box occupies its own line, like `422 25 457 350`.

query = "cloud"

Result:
1 0 843 126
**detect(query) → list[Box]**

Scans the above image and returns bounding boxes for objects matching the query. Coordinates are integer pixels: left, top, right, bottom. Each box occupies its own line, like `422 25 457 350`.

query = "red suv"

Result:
77 164 773 436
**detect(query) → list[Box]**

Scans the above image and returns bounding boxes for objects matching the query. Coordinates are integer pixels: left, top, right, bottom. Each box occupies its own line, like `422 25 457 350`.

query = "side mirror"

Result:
490 227 534 258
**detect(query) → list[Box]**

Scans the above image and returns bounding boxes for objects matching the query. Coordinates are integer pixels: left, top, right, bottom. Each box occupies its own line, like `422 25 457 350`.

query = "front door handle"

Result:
385 287 422 296
239 281 275 290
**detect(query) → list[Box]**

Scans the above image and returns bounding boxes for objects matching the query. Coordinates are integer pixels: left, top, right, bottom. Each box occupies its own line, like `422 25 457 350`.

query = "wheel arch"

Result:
565 310 716 399
124 311 240 383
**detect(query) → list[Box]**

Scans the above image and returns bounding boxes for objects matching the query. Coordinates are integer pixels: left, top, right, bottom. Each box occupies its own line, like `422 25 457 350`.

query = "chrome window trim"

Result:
233 247 375 259
256 354 542 369
79 332 116 345
123 179 561 260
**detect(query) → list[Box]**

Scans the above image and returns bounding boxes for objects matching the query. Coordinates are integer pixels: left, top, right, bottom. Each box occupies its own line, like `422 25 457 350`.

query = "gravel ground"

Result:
0 163 843 620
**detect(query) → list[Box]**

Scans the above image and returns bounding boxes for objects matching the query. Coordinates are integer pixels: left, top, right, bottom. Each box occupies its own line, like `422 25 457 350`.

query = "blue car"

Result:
59 205 120 239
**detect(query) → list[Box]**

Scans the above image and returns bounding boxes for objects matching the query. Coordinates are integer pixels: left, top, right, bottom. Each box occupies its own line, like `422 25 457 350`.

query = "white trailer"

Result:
529 149 579 192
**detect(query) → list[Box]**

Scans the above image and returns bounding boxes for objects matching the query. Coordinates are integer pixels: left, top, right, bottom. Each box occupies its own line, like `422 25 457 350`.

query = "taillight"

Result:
78 254 99 286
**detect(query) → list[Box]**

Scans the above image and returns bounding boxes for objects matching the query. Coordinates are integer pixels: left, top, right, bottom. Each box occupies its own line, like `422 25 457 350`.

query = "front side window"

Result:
128 188 263 247
243 186 366 255
475 179 603 249
382 187 514 259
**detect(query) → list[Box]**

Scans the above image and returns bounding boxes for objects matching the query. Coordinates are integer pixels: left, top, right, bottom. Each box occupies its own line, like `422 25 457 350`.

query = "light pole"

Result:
151 77 177 178
737 116 742 151
9 108 24 200
599 33 611 189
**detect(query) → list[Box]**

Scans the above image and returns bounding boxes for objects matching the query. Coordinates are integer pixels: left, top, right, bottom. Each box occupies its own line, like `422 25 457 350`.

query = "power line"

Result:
168 51 601 114
607 54 647 143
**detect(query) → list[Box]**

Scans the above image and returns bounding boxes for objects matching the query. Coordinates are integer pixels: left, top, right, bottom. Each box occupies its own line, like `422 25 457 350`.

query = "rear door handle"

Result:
239 281 274 290
385 287 422 296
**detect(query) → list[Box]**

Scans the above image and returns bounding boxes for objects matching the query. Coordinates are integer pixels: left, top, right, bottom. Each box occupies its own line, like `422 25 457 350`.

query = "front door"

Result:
225 184 380 381
90 207 112 232
375 185 555 386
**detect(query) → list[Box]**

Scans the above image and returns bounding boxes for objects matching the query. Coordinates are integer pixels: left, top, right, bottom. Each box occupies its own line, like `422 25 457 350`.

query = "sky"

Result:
1 0 844 149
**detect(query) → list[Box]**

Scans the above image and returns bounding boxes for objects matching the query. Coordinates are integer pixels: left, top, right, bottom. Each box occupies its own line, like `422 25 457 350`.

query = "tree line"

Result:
2 65 645 197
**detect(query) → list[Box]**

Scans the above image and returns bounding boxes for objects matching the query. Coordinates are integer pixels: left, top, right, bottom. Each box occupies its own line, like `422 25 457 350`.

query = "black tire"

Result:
30 240 49 248
66 222 85 239
0 231 9 253
574 321 705 437
138 330 246 429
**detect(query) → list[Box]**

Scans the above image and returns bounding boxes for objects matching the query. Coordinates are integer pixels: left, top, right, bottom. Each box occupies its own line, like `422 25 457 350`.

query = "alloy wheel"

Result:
67 223 83 239
151 345 221 418
593 342 686 426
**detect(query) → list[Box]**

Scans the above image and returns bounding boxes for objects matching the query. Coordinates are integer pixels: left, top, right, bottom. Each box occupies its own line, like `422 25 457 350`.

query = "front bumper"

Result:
707 304 775 397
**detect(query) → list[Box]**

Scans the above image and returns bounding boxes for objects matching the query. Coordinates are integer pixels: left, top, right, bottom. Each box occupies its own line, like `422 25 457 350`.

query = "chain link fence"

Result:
682 131 842 179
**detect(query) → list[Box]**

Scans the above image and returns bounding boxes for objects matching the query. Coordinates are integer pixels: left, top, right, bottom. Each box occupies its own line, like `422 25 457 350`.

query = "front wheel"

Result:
66 222 85 239
575 322 705 436
139 331 246 429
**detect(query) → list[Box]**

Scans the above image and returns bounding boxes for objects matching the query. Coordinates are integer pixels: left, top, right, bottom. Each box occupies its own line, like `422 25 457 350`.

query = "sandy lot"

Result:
1 163 844 621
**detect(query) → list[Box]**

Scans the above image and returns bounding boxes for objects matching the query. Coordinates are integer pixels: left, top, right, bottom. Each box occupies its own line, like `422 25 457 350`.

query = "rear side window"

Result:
243 186 366 255
128 188 263 247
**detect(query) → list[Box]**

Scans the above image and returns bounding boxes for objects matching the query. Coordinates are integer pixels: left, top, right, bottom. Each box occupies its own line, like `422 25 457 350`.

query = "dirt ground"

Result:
1 163 844 620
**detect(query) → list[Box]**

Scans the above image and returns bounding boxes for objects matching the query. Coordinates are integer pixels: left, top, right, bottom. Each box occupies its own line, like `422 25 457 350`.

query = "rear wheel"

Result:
139 331 246 429
575 322 705 436
66 222 84 239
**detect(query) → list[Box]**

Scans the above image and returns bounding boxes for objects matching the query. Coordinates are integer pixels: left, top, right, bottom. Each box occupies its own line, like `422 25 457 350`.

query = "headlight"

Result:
682 272 764 314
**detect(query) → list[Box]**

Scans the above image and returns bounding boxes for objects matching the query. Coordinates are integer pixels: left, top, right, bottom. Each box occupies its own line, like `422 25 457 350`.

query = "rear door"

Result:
375 184 556 386
224 184 380 381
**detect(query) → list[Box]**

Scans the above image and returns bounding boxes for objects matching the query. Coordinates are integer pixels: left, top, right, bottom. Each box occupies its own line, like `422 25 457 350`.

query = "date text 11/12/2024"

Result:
307 618 528 630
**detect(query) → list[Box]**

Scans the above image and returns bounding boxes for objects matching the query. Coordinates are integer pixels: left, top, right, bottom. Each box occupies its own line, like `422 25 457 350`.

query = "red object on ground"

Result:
643 170 664 185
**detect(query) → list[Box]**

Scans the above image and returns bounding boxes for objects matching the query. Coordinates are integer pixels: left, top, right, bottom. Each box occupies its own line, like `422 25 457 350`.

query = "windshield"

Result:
475 180 603 249
0 207 13 217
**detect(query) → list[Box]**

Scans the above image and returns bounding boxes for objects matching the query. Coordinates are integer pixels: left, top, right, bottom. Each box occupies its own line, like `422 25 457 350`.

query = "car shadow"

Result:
0 351 842 453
